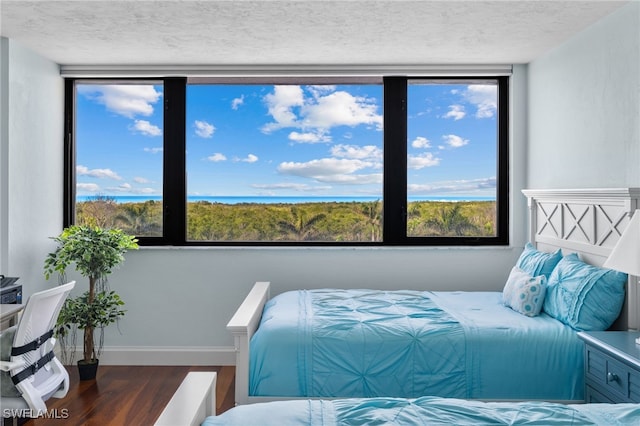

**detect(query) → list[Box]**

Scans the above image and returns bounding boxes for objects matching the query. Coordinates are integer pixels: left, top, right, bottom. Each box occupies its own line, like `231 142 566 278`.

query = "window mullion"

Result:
496 76 510 243
383 77 408 244
63 79 76 228
163 78 187 245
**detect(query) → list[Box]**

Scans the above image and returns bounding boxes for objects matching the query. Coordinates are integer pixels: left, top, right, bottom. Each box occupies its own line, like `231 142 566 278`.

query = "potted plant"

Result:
44 225 138 380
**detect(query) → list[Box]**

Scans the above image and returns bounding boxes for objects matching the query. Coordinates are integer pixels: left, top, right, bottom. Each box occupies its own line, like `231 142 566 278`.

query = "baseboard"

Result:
56 346 236 366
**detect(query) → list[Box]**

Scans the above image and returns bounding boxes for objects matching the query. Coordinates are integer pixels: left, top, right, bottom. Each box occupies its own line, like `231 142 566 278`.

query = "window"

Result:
186 83 383 242
68 81 164 239
406 79 504 239
65 76 508 246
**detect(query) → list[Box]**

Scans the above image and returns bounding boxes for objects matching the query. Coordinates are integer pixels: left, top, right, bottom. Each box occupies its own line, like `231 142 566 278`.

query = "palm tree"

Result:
277 207 326 241
361 199 382 242
426 204 479 236
114 201 161 236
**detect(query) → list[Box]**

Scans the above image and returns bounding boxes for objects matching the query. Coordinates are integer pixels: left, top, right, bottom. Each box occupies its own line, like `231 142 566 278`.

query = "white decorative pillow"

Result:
503 266 547 317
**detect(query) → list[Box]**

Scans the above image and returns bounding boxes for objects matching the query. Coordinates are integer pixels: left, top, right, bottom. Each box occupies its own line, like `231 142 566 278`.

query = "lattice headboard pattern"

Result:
522 188 640 330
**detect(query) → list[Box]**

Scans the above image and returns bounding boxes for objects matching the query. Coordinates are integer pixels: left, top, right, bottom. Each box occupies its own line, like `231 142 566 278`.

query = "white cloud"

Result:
77 85 162 118
443 104 466 120
261 85 382 135
443 134 469 148
194 120 215 138
133 177 150 184
279 158 370 176
308 85 336 96
144 147 163 154
131 119 162 136
277 158 380 184
251 183 332 192
463 85 497 118
231 95 245 110
288 131 330 144
408 153 440 169
76 165 122 180
76 183 100 192
411 136 431 149
206 153 227 162
106 184 157 194
408 177 496 194
316 173 382 184
261 85 305 133
331 144 382 161
302 90 383 130
235 154 258 163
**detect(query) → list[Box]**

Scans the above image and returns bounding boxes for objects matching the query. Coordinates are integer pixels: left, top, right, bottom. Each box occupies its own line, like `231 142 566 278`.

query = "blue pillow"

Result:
502 266 547 317
516 243 562 279
543 253 627 331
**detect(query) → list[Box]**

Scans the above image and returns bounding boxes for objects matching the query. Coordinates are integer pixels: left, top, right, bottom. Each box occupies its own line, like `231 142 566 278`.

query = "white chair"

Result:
0 281 75 422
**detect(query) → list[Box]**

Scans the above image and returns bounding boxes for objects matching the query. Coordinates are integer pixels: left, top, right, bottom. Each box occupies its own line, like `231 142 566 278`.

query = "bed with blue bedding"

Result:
249 289 583 400
202 397 640 426
227 189 638 406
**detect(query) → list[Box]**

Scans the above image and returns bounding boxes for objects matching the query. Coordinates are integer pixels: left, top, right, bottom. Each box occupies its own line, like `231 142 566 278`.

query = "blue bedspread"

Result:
202 397 640 425
249 290 583 400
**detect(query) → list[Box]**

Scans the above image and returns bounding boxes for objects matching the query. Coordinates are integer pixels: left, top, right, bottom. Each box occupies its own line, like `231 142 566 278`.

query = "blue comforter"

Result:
249 290 583 400
202 397 640 425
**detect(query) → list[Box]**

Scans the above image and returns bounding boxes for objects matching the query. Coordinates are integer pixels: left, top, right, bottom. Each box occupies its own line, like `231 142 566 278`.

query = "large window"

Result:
186 83 383 242
65 76 508 246
70 81 164 237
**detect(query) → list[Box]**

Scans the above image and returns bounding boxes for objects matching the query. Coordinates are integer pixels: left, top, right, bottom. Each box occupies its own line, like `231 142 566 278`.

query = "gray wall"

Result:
528 1 640 189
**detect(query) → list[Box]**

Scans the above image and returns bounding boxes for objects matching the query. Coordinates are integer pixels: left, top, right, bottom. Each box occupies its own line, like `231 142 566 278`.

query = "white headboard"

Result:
522 188 640 330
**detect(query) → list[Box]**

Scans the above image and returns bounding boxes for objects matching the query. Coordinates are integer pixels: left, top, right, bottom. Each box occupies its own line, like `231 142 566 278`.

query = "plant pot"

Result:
77 359 99 381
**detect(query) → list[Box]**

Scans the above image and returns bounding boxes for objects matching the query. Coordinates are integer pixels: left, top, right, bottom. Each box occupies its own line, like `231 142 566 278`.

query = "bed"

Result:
156 374 640 426
203 398 640 426
227 188 640 405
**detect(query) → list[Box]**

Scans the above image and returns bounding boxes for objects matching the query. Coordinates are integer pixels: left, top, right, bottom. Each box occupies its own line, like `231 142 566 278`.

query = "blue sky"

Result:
75 81 497 200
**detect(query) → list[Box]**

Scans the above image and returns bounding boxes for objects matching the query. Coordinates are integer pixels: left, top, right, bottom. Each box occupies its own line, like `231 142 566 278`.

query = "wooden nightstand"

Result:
577 331 640 403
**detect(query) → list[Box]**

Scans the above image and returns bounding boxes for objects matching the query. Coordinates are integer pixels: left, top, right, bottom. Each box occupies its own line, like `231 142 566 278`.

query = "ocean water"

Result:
76 195 495 204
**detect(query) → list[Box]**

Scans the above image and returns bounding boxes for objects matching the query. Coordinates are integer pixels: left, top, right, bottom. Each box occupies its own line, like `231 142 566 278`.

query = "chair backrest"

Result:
12 282 76 359
10 281 75 394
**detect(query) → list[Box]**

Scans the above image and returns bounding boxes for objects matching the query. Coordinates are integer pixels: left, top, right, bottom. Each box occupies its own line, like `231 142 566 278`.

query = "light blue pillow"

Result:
516 243 562 279
543 253 627 331
503 266 547 317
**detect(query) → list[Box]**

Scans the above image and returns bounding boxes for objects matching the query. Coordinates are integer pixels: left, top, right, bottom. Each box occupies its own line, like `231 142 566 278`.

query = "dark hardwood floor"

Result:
23 365 235 426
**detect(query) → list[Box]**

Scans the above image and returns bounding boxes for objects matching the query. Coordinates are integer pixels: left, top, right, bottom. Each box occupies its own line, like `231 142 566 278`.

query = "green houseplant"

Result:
44 225 138 379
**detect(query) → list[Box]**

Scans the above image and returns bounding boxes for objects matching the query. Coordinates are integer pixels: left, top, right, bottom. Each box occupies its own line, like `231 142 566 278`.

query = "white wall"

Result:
0 38 64 294
528 1 640 188
0 38 9 274
3 40 529 365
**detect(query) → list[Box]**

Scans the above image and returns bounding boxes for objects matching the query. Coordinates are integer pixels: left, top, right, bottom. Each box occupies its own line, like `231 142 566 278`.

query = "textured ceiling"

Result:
0 0 629 66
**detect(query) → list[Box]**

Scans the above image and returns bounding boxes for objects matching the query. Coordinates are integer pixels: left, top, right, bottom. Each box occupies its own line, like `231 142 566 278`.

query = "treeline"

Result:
76 196 496 242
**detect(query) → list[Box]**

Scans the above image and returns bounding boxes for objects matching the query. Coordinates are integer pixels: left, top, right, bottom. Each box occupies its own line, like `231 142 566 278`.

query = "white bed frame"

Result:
154 372 217 426
217 188 640 408
522 188 640 331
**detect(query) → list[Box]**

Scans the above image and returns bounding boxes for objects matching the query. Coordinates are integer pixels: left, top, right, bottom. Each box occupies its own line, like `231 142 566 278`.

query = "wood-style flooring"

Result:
22 365 235 426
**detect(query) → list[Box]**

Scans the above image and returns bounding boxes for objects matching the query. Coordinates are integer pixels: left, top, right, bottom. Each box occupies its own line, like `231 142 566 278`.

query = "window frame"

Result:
64 75 509 246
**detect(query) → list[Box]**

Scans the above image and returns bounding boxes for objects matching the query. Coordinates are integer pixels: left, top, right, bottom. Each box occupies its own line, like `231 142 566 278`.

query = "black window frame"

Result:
64 75 509 246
